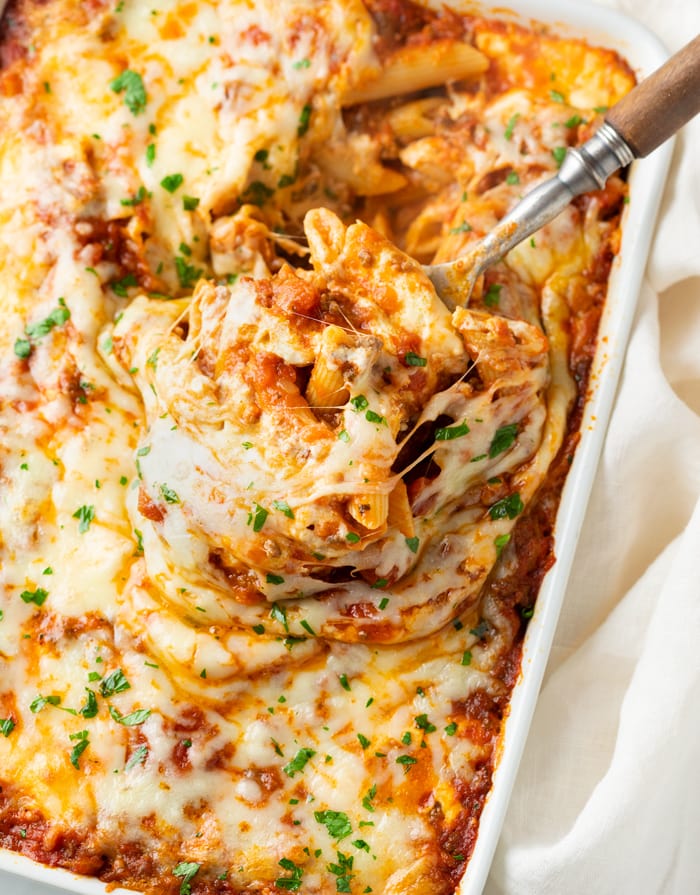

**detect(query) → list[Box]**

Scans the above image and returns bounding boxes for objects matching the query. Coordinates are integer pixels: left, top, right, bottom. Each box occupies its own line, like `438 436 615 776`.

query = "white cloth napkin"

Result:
486 2 700 893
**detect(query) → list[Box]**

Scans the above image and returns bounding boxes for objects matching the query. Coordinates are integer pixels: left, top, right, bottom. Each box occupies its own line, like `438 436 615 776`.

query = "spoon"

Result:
425 33 700 310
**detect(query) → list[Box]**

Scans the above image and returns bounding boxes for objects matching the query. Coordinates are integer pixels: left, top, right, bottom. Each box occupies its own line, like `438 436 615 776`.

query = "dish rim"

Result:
0 1 674 893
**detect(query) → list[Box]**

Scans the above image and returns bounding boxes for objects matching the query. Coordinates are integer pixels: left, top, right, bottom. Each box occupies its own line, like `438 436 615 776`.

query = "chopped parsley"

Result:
111 272 138 297
272 499 294 518
14 338 31 359
20 588 48 606
173 861 201 895
552 146 567 167
159 484 180 504
79 688 98 719
489 423 518 457
483 283 502 307
293 58 311 70
357 733 371 749
461 650 473 666
314 809 352 840
110 69 147 115
120 185 148 206
30 694 61 713
69 730 90 769
252 503 268 532
405 536 420 554
449 220 472 235
283 747 316 778
346 532 361 544
444 722 458 736
270 602 288 631
145 143 156 166
241 179 274 206
16 299 71 357
0 718 15 737
99 668 131 697
404 351 427 367
414 713 437 733
350 394 369 412
338 673 351 691
72 504 95 533
396 754 417 772
327 851 354 892
489 492 524 520
365 409 386 425
125 745 148 770
504 112 520 140
435 421 469 441
564 114 583 128
108 706 152 726
297 103 312 137
175 255 204 288
495 532 511 557
362 784 377 812
266 572 284 585
276 857 303 891
183 195 200 211
506 170 520 185
160 172 184 193
549 89 565 103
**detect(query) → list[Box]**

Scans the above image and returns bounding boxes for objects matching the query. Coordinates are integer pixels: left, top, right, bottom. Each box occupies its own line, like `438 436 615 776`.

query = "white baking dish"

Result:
0 1 673 893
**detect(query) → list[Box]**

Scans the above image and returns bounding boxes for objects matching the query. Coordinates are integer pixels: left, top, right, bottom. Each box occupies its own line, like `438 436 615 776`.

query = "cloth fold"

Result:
486 2 700 891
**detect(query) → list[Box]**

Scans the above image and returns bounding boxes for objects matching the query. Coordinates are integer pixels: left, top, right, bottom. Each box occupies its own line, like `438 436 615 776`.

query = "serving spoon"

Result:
426 33 700 310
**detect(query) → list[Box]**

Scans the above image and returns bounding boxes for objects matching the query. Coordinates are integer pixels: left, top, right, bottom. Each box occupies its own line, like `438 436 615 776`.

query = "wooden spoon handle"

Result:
606 33 700 158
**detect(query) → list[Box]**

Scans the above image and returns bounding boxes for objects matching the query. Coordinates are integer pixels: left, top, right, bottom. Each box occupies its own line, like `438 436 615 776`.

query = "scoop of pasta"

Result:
111 207 553 644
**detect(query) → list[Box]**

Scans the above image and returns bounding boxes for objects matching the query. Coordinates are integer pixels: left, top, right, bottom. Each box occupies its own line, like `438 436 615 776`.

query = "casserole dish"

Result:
0 0 673 893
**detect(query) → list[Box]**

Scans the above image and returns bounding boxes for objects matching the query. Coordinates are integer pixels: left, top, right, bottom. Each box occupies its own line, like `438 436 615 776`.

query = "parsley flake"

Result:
435 421 469 441
504 112 520 140
489 492 524 520
0 718 15 737
125 744 148 770
69 732 90 769
110 69 147 115
20 588 48 606
484 283 502 307
109 706 152 726
489 423 518 457
173 861 201 895
160 173 184 193
99 668 131 697
283 747 316 778
72 504 95 533
315 809 352 840
272 499 294 518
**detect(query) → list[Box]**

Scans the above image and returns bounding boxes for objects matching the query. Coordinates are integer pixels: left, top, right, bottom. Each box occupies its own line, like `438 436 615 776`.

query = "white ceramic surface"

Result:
0 1 673 893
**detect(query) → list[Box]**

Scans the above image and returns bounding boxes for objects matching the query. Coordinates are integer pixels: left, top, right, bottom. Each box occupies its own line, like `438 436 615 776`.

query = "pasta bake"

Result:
0 1 634 893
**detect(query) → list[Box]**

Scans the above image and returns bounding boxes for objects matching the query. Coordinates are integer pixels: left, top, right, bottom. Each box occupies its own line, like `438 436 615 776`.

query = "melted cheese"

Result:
0 2 633 893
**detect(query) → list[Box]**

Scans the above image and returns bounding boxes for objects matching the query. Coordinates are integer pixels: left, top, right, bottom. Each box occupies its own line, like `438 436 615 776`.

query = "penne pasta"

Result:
348 491 390 530
316 140 408 196
387 96 445 141
306 352 349 408
388 479 415 538
341 40 488 106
